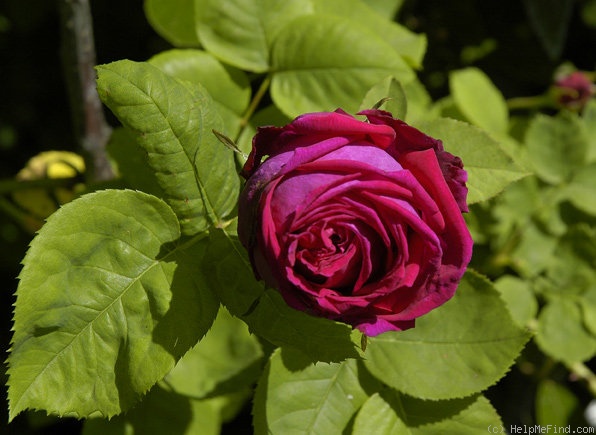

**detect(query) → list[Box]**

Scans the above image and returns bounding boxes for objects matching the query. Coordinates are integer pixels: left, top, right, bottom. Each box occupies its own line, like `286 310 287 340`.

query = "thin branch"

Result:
234 74 272 143
59 0 114 182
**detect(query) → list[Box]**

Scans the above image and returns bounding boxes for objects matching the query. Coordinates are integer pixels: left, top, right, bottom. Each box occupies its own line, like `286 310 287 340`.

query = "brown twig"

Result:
59 0 113 182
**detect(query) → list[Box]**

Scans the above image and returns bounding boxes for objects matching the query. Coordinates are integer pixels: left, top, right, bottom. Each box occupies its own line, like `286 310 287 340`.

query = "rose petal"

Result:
242 111 396 178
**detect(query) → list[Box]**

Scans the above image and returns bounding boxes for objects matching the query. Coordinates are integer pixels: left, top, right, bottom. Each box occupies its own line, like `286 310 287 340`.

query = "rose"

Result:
553 71 594 111
238 109 473 336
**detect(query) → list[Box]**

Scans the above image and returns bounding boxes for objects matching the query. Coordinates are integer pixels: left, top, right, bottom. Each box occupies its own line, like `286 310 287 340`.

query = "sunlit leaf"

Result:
194 0 313 72
416 118 528 204
144 0 200 47
253 348 374 435
450 67 509 135
364 271 531 400
148 49 250 116
360 76 407 120
271 14 414 117
525 113 588 185
8 190 219 420
96 60 239 235
313 0 426 68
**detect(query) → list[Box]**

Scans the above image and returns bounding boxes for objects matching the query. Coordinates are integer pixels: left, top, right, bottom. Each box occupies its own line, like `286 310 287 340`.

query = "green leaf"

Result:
523 0 574 59
271 14 415 118
449 67 508 135
403 79 436 124
583 100 596 162
364 271 531 400
494 275 538 328
416 118 528 204
353 391 501 435
96 60 239 235
204 229 361 362
236 105 292 162
580 289 596 336
243 289 362 362
525 113 588 185
535 298 596 363
359 76 407 120
82 384 231 435
352 393 409 435
149 49 251 138
203 228 265 317
365 0 405 19
535 380 579 427
144 0 200 47
7 190 219 420
194 0 313 72
510 222 558 278
546 225 596 297
566 163 596 215
313 0 426 68
165 306 263 399
254 348 374 435
106 127 165 197
148 49 250 116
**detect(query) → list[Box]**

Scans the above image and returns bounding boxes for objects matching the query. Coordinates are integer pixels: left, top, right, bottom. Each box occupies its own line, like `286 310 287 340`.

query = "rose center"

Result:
289 222 376 294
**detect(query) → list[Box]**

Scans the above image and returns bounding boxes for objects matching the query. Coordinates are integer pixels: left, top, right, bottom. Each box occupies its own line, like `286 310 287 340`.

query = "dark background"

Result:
1 0 595 432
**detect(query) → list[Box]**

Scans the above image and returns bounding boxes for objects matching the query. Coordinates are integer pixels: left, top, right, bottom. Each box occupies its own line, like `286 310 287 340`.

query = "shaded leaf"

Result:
243 289 362 362
523 0 574 59
203 228 265 317
353 391 501 435
82 384 242 435
165 306 263 399
535 380 579 427
203 229 361 362
106 127 165 197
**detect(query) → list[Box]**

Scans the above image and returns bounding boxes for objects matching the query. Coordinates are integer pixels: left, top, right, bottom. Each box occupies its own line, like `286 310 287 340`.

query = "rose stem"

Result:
235 74 272 143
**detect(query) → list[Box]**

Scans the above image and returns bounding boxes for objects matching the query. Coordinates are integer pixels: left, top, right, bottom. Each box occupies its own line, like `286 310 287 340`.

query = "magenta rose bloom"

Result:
554 71 594 111
238 109 473 336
